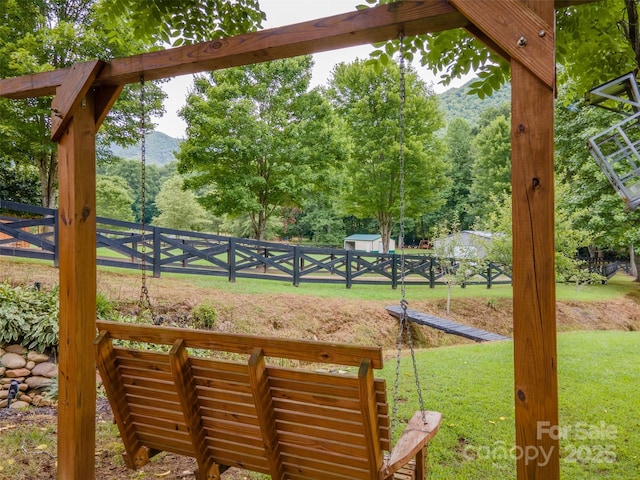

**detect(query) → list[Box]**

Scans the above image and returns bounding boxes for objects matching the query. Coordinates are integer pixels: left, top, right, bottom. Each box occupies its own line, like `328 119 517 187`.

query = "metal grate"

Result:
588 72 640 209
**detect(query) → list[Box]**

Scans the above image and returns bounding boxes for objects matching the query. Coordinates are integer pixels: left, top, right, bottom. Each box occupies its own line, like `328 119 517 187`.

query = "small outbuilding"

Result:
432 230 494 258
343 234 395 253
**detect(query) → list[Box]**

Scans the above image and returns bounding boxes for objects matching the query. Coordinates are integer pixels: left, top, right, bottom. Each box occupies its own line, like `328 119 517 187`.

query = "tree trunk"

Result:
630 244 638 280
379 214 393 253
623 0 640 68
37 151 58 208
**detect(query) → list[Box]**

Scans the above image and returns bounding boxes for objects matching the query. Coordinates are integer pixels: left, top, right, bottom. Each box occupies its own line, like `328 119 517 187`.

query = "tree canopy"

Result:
329 59 447 252
177 56 346 240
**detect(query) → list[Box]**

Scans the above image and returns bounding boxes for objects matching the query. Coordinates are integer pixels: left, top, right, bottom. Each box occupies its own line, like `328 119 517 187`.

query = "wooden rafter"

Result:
0 0 596 100
50 60 104 140
451 0 555 88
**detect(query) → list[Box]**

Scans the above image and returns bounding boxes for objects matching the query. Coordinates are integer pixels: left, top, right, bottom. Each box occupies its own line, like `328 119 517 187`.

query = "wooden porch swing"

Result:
0 1 600 479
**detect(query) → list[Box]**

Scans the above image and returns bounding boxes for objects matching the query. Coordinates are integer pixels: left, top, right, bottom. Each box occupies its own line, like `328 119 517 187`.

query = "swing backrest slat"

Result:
96 320 421 479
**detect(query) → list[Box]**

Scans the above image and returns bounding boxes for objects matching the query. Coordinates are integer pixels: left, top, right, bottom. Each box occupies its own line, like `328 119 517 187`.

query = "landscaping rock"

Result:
9 400 30 409
0 366 5 376
0 377 24 384
25 376 54 389
1 352 27 369
31 362 57 378
4 344 27 355
27 351 50 363
6 368 31 378
25 360 36 370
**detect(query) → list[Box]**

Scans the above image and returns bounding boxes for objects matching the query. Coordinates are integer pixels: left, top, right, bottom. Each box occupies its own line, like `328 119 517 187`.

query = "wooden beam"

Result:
510 1 559 479
94 85 124 129
0 1 469 99
169 339 220 479
56 89 97 480
451 0 554 89
0 0 603 100
247 348 285 480
96 319 384 368
50 60 104 141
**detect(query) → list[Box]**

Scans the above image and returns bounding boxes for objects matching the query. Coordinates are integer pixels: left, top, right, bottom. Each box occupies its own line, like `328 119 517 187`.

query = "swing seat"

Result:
95 320 441 480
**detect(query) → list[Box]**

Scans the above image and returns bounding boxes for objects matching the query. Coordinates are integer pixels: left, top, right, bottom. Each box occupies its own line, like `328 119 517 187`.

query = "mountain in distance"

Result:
109 131 181 166
436 78 511 126
109 78 510 163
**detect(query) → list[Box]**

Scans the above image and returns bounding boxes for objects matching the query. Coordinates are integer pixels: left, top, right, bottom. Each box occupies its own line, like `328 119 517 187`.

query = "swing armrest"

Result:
381 411 442 479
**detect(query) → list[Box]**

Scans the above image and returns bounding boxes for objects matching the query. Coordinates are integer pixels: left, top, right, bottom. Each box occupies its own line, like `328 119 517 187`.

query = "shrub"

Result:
191 304 217 329
0 283 59 353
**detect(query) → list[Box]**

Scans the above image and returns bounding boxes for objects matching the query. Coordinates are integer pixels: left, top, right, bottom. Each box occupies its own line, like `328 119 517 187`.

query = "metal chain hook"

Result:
392 31 428 434
138 75 156 323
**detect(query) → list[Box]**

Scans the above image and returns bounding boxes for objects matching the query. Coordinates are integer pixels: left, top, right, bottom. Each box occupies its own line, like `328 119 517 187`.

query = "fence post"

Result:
53 210 60 268
153 227 161 278
228 238 236 283
346 250 352 289
487 263 492 289
293 245 300 287
392 253 398 290
429 256 435 289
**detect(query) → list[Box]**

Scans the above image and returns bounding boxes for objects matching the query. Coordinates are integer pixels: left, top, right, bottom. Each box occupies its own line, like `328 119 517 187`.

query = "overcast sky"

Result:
152 0 474 137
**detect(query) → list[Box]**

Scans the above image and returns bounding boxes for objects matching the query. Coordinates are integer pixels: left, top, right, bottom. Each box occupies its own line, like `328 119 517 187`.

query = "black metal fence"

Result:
1 200 514 289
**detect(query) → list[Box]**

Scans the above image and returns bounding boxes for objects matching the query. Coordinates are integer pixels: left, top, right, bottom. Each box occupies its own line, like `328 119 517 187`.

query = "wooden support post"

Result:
510 1 559 479
56 90 97 480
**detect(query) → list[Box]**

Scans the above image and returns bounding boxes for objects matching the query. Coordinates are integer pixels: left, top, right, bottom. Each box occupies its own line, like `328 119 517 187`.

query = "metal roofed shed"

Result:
432 230 494 258
343 234 395 253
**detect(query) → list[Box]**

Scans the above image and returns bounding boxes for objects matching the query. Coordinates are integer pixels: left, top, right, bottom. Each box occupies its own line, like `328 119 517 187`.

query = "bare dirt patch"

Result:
1 258 640 479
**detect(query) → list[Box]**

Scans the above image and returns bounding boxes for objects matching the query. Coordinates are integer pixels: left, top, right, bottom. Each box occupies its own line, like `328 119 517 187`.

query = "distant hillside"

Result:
437 79 511 126
109 131 180 166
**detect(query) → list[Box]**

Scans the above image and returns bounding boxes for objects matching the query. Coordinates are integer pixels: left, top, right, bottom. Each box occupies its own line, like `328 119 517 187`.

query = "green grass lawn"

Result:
384 330 640 479
165 269 638 304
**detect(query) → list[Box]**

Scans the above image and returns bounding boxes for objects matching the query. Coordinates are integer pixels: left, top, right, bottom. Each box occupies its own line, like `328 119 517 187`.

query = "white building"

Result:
343 234 396 253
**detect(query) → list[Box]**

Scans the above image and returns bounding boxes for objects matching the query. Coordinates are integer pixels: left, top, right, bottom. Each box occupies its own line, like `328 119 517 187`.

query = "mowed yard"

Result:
0 257 639 479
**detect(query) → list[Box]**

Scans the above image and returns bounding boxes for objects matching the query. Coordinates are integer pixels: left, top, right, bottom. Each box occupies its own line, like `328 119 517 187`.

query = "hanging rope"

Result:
138 76 157 323
391 33 428 434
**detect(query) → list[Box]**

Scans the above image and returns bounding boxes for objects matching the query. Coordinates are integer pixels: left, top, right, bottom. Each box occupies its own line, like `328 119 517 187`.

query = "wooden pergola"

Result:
0 1 600 478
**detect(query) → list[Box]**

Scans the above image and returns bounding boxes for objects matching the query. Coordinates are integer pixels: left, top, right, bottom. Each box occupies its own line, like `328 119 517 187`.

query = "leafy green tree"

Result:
0 158 39 206
431 218 486 314
99 0 265 46
468 115 511 221
0 0 165 207
329 59 447 253
292 194 347 246
479 184 600 283
554 94 640 276
95 175 135 222
177 56 347 240
98 158 176 223
152 175 212 231
441 118 474 229
364 0 633 98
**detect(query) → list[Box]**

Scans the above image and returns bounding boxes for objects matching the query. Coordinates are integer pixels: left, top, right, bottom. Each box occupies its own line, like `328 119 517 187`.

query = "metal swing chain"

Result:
138 76 155 321
392 33 427 434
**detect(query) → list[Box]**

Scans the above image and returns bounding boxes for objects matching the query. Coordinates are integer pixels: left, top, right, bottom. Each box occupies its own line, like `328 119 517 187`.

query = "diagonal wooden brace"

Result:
50 59 104 141
450 0 554 89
